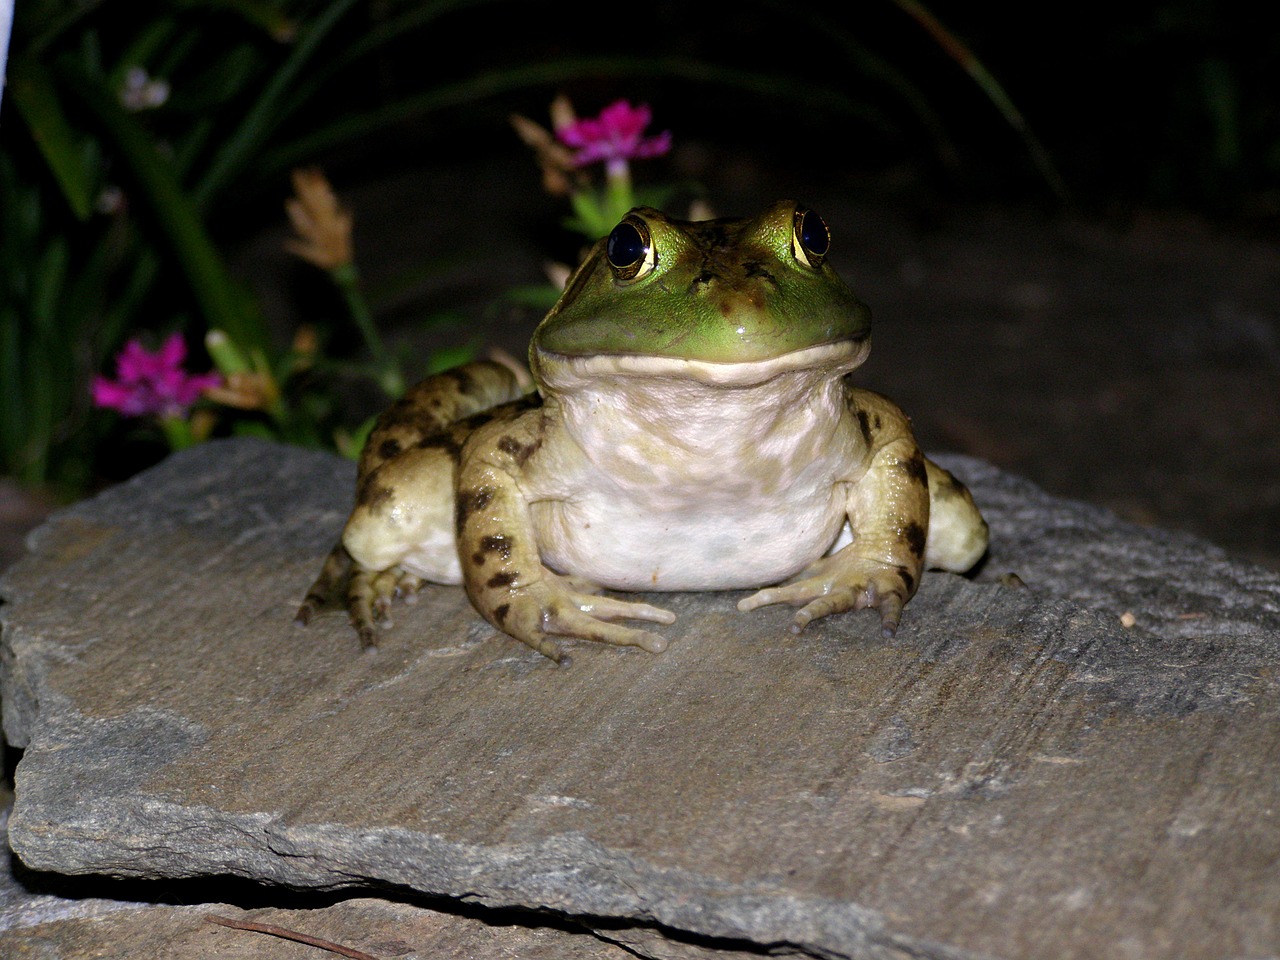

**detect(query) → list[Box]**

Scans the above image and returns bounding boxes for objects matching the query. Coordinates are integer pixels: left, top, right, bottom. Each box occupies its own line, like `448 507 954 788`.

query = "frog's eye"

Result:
791 206 830 269
606 216 656 282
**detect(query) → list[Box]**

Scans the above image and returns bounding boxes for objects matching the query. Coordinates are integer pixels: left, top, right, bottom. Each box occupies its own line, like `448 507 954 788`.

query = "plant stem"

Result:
329 262 403 397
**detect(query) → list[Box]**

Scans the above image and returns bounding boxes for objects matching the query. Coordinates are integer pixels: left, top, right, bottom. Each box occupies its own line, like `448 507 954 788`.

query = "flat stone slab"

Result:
3 438 1279 960
0 799 649 960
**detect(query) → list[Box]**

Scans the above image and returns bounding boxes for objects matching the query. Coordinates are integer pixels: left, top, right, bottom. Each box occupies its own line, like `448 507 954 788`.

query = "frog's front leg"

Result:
739 391 929 637
457 419 675 663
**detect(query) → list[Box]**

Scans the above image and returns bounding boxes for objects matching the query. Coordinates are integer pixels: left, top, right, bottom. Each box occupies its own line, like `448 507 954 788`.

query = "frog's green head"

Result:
530 201 872 386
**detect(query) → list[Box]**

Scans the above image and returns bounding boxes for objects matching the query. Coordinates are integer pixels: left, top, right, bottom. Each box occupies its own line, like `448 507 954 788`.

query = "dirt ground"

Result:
1 155 1277 576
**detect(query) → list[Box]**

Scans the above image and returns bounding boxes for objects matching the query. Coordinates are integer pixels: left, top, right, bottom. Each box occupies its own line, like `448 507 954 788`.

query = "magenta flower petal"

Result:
157 331 187 369
92 376 143 415
92 335 222 419
555 99 671 169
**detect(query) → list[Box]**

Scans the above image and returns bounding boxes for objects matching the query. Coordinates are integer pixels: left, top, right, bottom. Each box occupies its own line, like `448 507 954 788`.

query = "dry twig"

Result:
205 913 383 960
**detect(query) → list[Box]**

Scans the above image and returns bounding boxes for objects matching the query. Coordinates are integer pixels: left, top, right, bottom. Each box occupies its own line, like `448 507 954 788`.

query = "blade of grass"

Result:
891 0 1069 201
264 55 884 174
193 0 363 205
276 0 504 115
6 55 96 221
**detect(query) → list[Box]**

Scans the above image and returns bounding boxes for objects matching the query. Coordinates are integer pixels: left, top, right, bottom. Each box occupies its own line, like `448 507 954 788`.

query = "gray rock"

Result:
0 798 662 959
3 438 1279 960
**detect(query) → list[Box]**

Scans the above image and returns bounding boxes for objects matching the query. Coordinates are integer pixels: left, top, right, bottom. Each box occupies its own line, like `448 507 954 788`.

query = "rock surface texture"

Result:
2 438 1278 959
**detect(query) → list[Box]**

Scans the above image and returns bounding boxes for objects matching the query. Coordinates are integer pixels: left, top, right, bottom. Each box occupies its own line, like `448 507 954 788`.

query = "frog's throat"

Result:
533 338 870 390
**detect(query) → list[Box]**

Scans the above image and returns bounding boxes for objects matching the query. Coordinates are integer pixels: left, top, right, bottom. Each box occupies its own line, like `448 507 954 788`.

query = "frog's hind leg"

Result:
296 360 530 648
294 542 352 626
357 360 529 475
923 459 989 573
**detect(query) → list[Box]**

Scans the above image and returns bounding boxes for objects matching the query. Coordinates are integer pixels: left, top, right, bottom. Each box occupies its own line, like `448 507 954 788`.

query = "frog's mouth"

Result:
534 337 870 390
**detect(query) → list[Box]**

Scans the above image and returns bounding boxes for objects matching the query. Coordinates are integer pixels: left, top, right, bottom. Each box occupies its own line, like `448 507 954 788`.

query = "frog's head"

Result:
530 201 872 389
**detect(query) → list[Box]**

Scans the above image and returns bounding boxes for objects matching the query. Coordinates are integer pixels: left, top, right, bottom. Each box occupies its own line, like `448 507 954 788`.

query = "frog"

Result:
297 200 988 663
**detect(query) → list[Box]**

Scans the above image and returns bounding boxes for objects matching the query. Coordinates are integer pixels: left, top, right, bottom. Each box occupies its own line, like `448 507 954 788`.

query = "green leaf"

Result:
6 55 97 221
194 0 364 205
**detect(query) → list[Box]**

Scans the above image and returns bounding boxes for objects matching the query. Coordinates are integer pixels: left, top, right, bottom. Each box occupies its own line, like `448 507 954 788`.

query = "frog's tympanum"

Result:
298 201 988 662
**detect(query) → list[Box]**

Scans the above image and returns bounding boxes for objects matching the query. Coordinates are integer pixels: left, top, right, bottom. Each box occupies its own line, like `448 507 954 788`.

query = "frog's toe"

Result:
371 569 401 623
876 593 904 638
790 588 861 633
737 581 811 614
346 565 406 649
545 603 669 653
740 558 913 637
576 594 677 626
502 594 668 658
396 572 425 604
521 618 666 659
522 630 569 664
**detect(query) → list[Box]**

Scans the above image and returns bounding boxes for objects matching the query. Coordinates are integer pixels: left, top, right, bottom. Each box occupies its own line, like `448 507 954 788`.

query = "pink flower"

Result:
92 333 222 419
556 99 672 175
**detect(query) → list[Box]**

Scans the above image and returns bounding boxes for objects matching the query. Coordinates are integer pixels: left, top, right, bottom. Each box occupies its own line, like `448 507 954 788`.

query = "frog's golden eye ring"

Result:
791 206 830 269
606 216 656 282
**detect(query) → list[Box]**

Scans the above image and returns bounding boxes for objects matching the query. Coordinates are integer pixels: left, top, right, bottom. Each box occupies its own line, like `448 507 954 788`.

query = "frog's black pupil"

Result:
799 210 830 257
607 221 646 268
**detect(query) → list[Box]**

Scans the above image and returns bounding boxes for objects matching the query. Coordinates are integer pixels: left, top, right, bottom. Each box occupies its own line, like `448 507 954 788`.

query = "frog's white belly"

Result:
523 347 868 592
533 479 847 591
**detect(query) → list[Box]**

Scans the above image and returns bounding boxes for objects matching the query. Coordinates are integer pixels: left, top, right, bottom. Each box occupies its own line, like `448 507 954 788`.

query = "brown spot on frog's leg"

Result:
897 451 928 487
486 570 519 589
900 520 928 559
472 534 515 567
356 478 395 511
496 435 543 466
896 565 916 594
493 603 510 626
416 432 464 461
460 411 495 432
444 367 475 394
378 438 402 461
454 487 495 537
930 466 963 499
855 408 873 447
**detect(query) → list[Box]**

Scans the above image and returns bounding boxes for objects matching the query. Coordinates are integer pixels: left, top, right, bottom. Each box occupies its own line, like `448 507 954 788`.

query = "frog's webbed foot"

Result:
737 550 917 639
488 571 676 664
346 565 425 650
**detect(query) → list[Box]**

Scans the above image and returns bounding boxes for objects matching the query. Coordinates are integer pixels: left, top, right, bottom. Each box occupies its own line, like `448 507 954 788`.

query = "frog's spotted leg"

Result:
921 458 989 573
294 361 528 646
454 409 676 664
740 388 987 637
354 361 529 476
